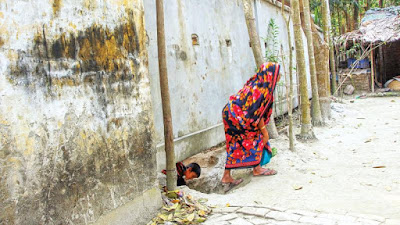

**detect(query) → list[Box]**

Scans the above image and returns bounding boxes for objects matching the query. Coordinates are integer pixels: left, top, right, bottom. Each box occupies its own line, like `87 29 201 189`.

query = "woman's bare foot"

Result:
253 165 277 176
221 169 236 183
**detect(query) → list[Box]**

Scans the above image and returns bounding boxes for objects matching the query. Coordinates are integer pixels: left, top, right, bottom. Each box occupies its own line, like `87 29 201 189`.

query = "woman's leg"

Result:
221 169 234 183
253 165 277 176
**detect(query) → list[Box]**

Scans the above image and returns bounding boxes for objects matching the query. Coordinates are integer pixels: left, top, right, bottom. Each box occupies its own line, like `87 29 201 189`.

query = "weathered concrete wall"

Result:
0 0 160 224
256 0 312 115
144 0 256 170
144 0 312 170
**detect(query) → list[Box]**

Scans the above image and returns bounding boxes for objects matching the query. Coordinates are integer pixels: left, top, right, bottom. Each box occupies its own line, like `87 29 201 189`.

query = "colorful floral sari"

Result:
222 62 280 169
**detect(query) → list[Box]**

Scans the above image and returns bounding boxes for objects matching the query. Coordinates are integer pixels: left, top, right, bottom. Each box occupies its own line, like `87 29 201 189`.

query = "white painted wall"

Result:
144 0 312 170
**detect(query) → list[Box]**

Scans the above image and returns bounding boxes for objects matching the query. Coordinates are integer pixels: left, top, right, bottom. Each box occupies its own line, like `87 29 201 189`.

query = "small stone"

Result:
237 207 270 217
344 85 355 95
265 211 301 221
229 217 254 225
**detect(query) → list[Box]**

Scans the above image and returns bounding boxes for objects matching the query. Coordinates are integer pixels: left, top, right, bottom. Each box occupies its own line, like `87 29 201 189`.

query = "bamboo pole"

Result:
290 0 315 140
371 49 375 93
302 0 323 126
156 0 176 191
281 0 295 151
242 0 279 138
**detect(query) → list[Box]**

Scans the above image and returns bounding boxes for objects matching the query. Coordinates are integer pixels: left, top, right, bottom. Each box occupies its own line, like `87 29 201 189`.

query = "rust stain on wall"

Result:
83 0 97 10
9 10 142 90
52 0 63 16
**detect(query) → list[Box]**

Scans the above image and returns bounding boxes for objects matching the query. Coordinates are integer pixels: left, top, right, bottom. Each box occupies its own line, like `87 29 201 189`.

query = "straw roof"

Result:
337 7 400 45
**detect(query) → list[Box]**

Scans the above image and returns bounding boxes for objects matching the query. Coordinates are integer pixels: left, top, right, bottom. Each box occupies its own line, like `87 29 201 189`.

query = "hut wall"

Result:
339 69 371 93
383 41 400 81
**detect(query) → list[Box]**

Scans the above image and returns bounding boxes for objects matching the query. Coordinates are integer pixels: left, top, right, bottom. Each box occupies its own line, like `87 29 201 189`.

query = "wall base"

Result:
94 187 161 225
156 123 225 171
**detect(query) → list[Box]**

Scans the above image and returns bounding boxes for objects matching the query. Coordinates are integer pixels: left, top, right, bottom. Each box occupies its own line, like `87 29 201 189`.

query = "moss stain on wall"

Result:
8 10 141 90
52 0 63 16
84 0 97 10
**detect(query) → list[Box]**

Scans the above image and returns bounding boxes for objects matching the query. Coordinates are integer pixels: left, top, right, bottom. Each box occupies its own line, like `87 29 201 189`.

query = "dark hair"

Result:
187 163 201 177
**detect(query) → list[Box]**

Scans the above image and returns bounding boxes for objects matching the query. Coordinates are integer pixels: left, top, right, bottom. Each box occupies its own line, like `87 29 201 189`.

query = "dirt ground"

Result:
181 96 400 220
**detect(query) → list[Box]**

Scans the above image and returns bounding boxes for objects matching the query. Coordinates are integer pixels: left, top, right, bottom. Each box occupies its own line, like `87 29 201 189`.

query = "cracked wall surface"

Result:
0 0 159 224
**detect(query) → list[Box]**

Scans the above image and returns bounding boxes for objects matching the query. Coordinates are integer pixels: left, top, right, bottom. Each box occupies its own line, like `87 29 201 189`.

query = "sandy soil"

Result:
181 96 400 220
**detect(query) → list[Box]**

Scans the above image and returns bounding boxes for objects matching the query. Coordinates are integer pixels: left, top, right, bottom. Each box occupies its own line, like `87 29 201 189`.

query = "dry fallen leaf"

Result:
173 217 183 223
187 213 195 222
197 217 206 222
159 213 168 221
293 185 303 190
373 166 386 168
167 213 173 221
198 210 206 216
167 191 178 198
198 198 208 203
151 188 212 225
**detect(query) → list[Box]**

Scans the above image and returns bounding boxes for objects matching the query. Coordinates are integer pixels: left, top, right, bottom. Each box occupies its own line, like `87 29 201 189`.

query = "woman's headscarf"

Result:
227 62 280 131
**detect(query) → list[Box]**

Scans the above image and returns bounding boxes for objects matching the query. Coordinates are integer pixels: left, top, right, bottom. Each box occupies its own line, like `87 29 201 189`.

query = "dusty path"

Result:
182 96 400 222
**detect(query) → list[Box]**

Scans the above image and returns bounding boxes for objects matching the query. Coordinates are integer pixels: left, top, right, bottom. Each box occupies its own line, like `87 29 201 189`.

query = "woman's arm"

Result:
258 118 269 145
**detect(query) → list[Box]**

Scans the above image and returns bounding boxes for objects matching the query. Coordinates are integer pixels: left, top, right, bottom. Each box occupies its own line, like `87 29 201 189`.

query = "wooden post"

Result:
379 46 384 86
370 49 375 93
383 46 386 83
156 0 176 191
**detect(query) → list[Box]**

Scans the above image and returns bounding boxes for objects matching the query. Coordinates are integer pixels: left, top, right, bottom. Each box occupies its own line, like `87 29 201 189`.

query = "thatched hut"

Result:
336 6 400 92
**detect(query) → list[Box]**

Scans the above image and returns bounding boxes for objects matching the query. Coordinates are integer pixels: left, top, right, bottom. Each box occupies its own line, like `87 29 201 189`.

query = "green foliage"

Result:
311 0 400 37
310 0 322 26
264 19 280 63
345 43 362 58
